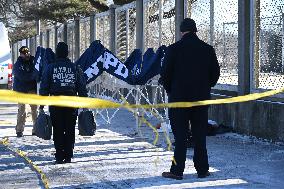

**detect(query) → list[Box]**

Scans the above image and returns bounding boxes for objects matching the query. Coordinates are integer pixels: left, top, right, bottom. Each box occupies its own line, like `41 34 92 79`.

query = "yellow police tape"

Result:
0 88 283 109
0 87 283 185
0 137 49 189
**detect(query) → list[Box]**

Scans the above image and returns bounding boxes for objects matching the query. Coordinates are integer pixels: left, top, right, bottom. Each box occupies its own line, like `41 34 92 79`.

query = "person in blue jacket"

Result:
13 46 38 137
40 42 87 164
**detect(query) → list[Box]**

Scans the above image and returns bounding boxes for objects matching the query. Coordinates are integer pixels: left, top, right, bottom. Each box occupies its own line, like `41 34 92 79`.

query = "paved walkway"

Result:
0 102 284 189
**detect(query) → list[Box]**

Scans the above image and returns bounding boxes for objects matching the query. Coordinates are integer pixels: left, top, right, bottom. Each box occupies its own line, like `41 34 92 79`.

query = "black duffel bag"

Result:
34 110 52 140
78 110 96 136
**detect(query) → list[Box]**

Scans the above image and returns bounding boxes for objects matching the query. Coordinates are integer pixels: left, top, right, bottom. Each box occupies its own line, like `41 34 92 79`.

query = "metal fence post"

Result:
184 0 191 18
158 0 163 46
282 12 284 73
126 8 130 58
110 5 117 54
46 30 50 48
175 0 185 41
135 0 145 136
25 38 29 47
54 25 58 48
34 36 38 54
209 0 214 46
238 0 251 95
31 36 36 55
136 0 144 52
31 37 34 54
253 0 260 88
74 18 80 60
63 23 68 44
40 32 43 46
28 38 32 51
90 13 96 43
34 35 38 50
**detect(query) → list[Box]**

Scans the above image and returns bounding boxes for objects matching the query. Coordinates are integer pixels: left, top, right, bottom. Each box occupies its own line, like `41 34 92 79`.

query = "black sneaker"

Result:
197 171 210 178
16 132 23 137
162 172 183 180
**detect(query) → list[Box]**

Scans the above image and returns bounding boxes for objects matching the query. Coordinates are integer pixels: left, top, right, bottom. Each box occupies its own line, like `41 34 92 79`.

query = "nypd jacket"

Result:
12 56 37 93
39 58 87 97
160 32 220 102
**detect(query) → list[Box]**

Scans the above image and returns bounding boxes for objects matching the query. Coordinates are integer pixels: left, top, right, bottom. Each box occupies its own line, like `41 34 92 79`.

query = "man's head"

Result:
56 42 68 59
180 18 197 36
19 46 30 60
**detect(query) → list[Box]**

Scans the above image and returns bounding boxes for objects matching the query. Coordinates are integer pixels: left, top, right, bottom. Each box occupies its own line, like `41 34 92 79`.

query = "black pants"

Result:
49 106 77 161
169 106 209 176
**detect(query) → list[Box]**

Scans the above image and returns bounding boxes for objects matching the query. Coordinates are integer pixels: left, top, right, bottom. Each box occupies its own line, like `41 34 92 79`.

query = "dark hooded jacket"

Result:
12 56 37 92
39 58 87 97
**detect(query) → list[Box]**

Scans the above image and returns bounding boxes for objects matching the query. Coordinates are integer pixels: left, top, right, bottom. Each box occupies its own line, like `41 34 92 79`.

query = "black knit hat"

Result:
56 42 68 58
19 46 30 54
180 18 197 32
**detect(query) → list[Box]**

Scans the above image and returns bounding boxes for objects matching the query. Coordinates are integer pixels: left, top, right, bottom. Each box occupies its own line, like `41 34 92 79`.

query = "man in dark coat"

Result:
160 18 220 180
40 42 87 164
13 46 38 137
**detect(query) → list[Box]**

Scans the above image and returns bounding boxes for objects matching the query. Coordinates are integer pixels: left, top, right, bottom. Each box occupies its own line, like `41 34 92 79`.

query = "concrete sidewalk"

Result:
0 103 284 189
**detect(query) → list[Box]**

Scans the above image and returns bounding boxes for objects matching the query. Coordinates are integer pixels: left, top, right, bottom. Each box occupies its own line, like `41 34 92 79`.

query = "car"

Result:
0 22 13 89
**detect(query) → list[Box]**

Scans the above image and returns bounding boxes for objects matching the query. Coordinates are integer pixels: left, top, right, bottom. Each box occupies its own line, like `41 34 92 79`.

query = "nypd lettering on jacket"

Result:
53 66 75 87
85 51 128 81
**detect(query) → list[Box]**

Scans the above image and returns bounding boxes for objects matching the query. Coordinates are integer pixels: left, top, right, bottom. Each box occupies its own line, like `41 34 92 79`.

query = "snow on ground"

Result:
0 103 284 189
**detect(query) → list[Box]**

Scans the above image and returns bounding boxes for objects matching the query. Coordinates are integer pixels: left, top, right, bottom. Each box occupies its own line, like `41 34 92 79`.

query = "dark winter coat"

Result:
39 58 87 97
12 56 37 93
160 32 220 102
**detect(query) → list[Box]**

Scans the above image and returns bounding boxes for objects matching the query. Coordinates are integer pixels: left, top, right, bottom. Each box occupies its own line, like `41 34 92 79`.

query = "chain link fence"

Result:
67 22 76 62
186 0 239 90
11 0 283 94
253 0 284 90
128 7 137 56
115 2 137 62
144 0 160 49
95 12 111 50
80 18 91 56
116 5 128 61
41 32 47 48
144 0 175 49
48 28 56 51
